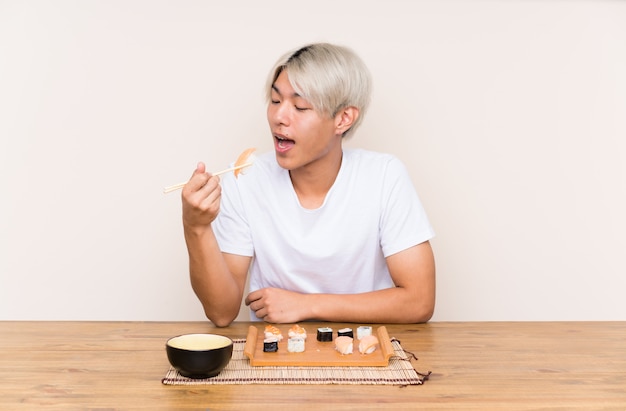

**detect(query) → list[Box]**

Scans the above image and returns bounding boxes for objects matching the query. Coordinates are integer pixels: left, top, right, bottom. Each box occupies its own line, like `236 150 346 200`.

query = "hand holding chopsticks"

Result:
162 148 256 194
162 162 253 193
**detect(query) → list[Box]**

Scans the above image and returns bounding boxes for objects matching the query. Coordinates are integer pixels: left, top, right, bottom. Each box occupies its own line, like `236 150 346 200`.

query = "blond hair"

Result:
266 43 372 138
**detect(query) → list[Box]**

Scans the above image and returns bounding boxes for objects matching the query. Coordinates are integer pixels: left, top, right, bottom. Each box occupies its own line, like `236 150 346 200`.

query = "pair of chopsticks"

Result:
162 162 252 194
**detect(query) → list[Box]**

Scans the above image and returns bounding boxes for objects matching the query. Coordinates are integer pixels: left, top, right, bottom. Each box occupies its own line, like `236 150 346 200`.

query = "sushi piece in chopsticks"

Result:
233 147 256 178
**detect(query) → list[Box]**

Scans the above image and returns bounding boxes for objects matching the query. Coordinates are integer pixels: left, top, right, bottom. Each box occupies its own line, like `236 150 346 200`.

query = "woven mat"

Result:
162 338 430 386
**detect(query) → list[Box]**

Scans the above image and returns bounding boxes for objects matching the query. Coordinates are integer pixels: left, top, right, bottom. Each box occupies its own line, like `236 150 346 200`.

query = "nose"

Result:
268 101 289 127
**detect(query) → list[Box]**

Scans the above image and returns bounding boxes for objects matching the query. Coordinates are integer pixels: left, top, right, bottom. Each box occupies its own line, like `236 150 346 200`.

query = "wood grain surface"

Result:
1 321 625 410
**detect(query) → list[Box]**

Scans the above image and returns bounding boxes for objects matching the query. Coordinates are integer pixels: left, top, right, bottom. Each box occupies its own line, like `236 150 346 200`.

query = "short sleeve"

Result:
379 157 435 257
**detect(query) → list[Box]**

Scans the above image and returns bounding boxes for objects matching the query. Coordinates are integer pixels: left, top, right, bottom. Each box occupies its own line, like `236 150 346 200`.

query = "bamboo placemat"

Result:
162 338 430 386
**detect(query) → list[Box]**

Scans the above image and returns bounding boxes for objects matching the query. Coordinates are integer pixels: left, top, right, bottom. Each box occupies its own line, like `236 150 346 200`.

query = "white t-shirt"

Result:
213 148 435 320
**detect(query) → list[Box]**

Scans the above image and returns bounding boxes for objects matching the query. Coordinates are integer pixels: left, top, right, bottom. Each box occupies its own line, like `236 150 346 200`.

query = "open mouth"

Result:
275 135 295 152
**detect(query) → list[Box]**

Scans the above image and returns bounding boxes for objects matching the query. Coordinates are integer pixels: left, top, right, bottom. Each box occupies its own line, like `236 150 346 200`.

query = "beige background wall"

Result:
1 0 625 321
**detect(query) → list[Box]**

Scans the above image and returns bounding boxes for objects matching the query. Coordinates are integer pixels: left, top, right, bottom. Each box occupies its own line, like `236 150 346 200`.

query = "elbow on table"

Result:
414 308 434 323
406 301 435 324
205 310 237 328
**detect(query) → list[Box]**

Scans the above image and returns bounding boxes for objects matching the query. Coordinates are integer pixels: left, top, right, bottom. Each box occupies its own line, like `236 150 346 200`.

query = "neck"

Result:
290 149 343 209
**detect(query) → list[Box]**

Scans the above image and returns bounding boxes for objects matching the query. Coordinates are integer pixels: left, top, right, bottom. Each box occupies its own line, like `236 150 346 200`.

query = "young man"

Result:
181 43 435 327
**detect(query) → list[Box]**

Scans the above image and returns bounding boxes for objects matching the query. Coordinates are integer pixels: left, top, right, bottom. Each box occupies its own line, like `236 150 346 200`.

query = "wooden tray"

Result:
243 325 395 367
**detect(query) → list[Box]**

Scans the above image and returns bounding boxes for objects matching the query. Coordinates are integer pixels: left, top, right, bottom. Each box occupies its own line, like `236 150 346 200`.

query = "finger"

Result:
253 307 267 320
183 172 210 196
198 174 220 194
247 300 261 313
182 177 220 220
245 288 265 305
245 297 266 319
186 172 222 204
195 162 206 175
244 290 261 306
196 176 221 207
185 161 219 194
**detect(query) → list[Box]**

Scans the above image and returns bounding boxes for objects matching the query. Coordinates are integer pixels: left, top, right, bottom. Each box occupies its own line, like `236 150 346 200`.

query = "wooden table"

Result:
1 321 624 410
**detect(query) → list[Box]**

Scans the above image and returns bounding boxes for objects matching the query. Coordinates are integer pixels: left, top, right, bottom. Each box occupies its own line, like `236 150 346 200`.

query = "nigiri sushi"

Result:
358 334 379 354
288 324 307 340
264 325 283 341
334 336 354 355
233 147 256 178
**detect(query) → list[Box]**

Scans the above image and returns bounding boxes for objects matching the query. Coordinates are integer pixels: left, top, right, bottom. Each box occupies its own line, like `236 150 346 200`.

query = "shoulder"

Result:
343 148 408 178
345 148 402 164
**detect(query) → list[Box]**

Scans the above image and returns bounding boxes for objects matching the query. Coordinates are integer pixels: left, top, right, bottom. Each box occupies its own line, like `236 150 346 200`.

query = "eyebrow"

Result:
271 84 302 99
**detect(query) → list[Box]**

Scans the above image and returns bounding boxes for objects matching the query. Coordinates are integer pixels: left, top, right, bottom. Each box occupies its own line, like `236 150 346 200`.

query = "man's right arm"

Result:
181 163 251 327
184 225 251 327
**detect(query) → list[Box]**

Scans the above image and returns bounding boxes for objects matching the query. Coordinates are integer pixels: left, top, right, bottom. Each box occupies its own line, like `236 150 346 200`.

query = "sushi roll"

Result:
264 325 283 341
287 337 305 353
334 336 354 355
358 335 379 354
263 336 279 352
316 327 333 342
356 325 372 340
288 324 307 340
337 327 353 338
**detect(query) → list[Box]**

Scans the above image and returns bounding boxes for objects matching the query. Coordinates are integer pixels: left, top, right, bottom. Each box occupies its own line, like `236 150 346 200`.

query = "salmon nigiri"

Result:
233 147 256 178
358 334 379 354
334 336 354 355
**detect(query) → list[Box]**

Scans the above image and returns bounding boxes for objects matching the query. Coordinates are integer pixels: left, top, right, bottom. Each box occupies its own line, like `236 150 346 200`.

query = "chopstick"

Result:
162 162 253 194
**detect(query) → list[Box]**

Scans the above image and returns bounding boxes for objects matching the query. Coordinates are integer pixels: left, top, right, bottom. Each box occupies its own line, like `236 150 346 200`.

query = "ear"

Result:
334 106 359 136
